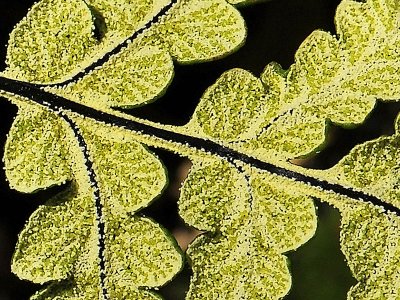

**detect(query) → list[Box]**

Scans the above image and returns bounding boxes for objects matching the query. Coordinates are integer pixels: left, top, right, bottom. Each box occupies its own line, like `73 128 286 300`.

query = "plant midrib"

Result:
62 114 109 299
47 0 179 86
1 0 182 300
0 75 398 217
2 2 399 296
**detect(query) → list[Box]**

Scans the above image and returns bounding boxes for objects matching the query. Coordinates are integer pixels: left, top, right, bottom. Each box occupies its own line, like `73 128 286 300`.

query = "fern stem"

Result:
61 113 110 300
0 75 398 216
47 0 179 87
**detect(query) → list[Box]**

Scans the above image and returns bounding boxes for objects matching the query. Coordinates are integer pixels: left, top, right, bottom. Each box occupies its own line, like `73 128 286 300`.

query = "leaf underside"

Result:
0 0 399 299
180 0 400 298
2 0 250 298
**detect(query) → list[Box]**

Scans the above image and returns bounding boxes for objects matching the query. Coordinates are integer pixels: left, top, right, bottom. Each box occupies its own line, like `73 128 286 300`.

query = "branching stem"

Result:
59 112 109 300
0 76 399 216
61 114 110 300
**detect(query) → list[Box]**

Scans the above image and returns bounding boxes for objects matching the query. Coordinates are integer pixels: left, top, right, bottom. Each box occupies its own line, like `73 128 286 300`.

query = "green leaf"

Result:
179 159 251 233
187 234 290 299
177 0 400 298
5 0 97 83
179 159 316 298
4 104 72 193
310 114 400 298
10 113 183 298
59 44 174 109
27 213 180 299
328 119 400 208
5 0 247 109
78 120 168 215
1 0 250 298
187 0 400 160
339 203 400 299
188 69 266 142
11 186 93 283
54 0 246 109
1 0 400 299
83 0 169 44
143 0 246 63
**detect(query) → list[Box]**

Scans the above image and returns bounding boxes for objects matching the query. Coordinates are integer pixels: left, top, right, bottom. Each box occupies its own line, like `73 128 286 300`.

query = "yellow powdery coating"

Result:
335 0 400 99
187 0 400 162
84 0 159 43
61 44 174 109
105 216 183 297
30 231 165 300
179 159 251 233
9 110 183 298
243 29 376 159
189 69 266 142
250 170 317 253
33 283 162 300
187 233 291 300
180 159 316 299
340 203 400 299
11 186 94 284
4 0 177 86
5 0 97 83
75 117 167 216
145 0 246 63
328 123 400 208
47 0 248 109
4 105 72 193
29 215 177 299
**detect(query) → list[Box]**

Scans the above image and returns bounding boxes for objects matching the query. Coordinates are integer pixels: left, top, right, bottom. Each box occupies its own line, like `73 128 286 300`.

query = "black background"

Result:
0 0 399 299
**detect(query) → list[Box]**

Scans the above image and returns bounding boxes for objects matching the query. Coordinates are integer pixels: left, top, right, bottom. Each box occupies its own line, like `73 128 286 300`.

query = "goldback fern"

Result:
0 0 399 299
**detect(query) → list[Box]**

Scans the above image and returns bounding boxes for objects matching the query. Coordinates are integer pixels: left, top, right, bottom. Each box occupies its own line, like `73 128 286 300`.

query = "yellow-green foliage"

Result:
1 0 250 299
180 159 316 299
7 102 183 298
0 0 400 299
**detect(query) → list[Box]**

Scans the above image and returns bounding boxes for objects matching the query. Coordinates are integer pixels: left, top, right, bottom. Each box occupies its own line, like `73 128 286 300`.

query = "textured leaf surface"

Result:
29 215 181 299
312 114 400 299
5 0 246 109
11 186 93 283
4 104 72 193
188 0 400 162
5 0 97 83
9 109 183 299
1 0 250 298
3 0 248 110
339 204 400 299
1 0 400 299
328 114 400 208
142 0 245 63
78 120 168 216
189 69 266 142
180 159 316 299
61 43 174 109
178 0 400 298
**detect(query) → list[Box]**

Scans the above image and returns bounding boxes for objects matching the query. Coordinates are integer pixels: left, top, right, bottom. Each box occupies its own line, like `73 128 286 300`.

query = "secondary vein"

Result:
0 75 399 216
47 0 178 87
61 113 109 300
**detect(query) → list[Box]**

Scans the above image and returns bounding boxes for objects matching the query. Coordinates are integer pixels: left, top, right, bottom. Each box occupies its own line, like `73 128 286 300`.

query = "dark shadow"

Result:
286 201 356 300
294 101 400 169
139 147 192 232
139 147 194 300
158 262 193 300
126 0 342 125
88 5 107 41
